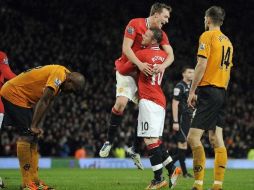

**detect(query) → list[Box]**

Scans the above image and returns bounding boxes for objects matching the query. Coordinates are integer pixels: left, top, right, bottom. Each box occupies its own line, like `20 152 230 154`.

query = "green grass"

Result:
1 168 254 190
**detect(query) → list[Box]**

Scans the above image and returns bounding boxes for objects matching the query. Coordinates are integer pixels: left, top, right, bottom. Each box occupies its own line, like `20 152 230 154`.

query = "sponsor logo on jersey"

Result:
127 26 134 35
54 78 62 87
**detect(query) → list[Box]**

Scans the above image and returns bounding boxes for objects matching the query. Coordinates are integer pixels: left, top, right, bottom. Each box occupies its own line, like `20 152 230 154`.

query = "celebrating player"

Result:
171 66 194 178
127 28 181 189
187 6 233 190
99 2 174 170
0 65 85 190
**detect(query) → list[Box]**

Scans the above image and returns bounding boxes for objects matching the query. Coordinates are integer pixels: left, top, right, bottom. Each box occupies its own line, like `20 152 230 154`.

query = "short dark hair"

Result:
150 28 163 44
182 66 194 73
150 2 172 16
205 6 225 26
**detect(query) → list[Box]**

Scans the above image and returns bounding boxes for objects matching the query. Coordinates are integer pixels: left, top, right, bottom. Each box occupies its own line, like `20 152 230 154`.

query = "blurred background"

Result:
0 0 253 160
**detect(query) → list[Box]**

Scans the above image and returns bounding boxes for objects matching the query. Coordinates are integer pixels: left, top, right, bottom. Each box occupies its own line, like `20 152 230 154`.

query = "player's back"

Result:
1 65 69 108
137 46 168 108
198 30 233 88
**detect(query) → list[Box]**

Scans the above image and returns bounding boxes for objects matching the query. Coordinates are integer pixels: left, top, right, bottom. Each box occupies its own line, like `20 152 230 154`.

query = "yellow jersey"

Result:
1 65 70 108
197 29 233 89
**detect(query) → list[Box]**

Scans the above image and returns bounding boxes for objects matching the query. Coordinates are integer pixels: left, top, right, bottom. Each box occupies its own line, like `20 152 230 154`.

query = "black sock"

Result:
178 148 187 175
148 146 163 181
107 110 123 144
132 123 142 153
160 143 175 176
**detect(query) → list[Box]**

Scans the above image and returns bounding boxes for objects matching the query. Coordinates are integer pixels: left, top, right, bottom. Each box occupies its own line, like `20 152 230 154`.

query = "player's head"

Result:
150 2 172 29
61 72 85 94
182 66 194 82
204 6 225 30
141 28 163 46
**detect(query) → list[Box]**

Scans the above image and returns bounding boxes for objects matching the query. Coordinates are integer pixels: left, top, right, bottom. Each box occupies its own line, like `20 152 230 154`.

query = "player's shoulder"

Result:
175 81 185 89
128 18 144 25
199 31 214 39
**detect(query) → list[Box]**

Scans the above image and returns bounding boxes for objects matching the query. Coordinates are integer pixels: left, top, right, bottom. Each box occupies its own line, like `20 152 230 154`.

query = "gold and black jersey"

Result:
197 29 233 89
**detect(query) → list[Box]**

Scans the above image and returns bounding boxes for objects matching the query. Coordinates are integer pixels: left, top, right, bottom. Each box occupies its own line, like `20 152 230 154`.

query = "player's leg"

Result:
159 141 182 189
187 128 205 190
177 141 193 178
208 127 227 190
100 71 137 157
144 138 168 190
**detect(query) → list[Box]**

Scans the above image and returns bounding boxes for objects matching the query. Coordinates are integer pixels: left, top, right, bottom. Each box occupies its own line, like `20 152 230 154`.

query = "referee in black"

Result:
171 66 194 178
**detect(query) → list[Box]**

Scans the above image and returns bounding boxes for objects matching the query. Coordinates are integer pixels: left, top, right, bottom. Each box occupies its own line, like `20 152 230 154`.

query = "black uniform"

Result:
173 80 193 143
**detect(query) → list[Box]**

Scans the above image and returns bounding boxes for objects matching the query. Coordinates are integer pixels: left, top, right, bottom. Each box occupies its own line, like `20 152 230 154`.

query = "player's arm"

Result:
187 57 207 108
122 37 152 76
172 99 180 131
0 60 16 80
30 87 55 136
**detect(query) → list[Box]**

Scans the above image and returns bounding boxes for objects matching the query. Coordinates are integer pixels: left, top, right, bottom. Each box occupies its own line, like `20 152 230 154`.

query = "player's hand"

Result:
137 62 153 76
187 91 196 109
173 123 179 131
153 63 166 74
31 127 44 138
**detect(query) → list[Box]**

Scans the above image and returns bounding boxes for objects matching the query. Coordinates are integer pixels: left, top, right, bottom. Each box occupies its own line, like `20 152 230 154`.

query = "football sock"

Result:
148 143 163 181
30 143 39 183
192 146 206 187
213 146 227 188
17 140 32 187
160 142 175 176
107 108 123 144
178 148 187 175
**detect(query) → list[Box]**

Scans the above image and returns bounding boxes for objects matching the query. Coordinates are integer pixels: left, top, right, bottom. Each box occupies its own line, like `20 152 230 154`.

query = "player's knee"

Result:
114 96 128 112
209 134 215 147
144 138 159 146
187 134 199 148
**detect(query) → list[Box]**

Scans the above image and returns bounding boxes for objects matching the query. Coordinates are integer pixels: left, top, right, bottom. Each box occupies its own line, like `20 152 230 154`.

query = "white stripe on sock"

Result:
162 156 172 166
214 181 223 185
194 180 203 185
151 163 163 171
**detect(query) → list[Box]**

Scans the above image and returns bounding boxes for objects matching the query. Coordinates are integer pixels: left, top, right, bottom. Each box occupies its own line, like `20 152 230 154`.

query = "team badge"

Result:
118 87 124 93
54 78 62 87
127 26 135 35
199 43 205 50
173 88 180 96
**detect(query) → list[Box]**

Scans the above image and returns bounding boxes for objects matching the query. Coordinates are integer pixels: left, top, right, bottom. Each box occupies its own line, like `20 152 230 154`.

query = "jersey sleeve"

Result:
173 83 183 101
117 61 136 75
46 67 67 95
197 32 211 58
160 31 170 46
0 52 16 80
124 19 137 40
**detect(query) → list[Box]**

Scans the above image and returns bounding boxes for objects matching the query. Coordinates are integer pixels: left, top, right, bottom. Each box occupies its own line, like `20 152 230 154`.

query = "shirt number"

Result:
221 46 231 69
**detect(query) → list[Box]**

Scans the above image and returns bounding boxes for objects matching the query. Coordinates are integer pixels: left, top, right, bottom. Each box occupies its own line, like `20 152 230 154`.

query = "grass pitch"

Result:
1 168 254 190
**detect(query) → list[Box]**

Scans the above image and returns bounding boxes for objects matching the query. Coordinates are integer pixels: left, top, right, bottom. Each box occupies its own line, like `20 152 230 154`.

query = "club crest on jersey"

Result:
199 43 205 50
173 88 180 96
127 26 135 35
54 78 62 87
3 58 8 65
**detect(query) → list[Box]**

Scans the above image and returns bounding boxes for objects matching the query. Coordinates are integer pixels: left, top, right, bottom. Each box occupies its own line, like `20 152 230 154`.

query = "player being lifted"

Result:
187 6 233 190
171 66 194 178
99 2 174 170
1 65 85 190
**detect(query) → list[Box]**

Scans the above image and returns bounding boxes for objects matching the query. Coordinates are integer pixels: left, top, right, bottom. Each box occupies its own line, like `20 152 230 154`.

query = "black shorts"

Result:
177 113 192 143
191 86 226 130
2 97 34 137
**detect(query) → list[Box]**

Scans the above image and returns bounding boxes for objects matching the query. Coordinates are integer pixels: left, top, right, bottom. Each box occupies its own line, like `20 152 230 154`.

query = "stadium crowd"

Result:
0 0 253 158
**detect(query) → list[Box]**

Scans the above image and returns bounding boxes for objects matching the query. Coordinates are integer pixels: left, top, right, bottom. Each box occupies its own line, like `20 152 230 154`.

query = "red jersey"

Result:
0 51 16 89
136 46 168 108
115 18 169 74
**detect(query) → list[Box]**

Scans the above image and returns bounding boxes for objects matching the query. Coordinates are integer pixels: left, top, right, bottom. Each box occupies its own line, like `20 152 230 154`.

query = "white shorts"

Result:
137 99 165 137
116 71 138 104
